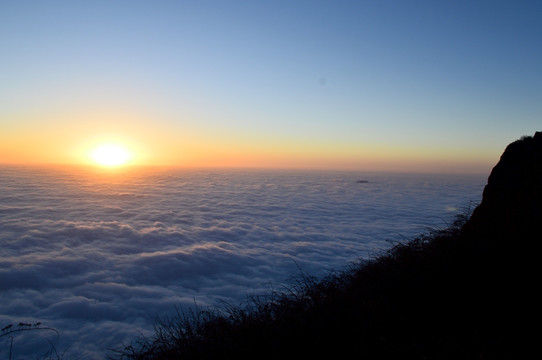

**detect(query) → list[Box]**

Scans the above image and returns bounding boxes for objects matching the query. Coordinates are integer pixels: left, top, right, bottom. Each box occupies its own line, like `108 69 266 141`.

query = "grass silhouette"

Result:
110 203 526 360
0 322 61 360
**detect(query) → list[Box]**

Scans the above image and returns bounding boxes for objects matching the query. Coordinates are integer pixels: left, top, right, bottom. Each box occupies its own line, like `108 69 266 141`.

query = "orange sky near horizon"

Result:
0 114 496 174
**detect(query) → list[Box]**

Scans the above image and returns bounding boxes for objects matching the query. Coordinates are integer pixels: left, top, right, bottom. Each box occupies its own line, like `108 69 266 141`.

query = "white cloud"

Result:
0 167 484 359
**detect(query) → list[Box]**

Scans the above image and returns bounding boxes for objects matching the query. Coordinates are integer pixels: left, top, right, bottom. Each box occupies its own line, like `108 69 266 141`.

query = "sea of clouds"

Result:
0 166 485 359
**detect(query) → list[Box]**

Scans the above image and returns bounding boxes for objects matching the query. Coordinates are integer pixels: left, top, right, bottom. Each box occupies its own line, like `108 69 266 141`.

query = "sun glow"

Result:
91 144 132 167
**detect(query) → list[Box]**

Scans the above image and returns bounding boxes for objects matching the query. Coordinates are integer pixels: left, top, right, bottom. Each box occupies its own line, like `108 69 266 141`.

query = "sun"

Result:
91 144 132 167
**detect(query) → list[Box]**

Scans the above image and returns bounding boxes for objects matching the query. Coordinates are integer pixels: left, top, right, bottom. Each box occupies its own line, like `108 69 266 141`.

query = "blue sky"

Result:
1 0 541 172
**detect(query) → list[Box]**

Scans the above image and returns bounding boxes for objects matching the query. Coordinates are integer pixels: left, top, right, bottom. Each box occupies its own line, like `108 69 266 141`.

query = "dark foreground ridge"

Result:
112 133 541 360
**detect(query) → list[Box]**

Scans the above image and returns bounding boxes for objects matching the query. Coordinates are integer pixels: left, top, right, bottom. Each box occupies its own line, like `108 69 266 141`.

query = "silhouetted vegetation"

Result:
110 207 520 360
0 322 61 360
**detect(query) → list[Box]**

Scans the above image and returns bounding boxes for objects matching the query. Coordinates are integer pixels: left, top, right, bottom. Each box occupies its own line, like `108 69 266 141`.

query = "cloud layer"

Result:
0 166 484 359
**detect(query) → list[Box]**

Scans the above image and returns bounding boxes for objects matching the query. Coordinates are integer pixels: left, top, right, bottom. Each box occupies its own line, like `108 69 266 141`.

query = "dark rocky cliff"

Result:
463 131 542 241
458 132 540 358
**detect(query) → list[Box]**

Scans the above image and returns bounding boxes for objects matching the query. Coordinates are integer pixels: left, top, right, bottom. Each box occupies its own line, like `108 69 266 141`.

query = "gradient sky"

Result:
1 0 541 173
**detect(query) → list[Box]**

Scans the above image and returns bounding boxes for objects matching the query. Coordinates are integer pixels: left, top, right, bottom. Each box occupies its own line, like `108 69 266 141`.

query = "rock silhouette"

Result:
457 132 540 359
463 131 542 241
